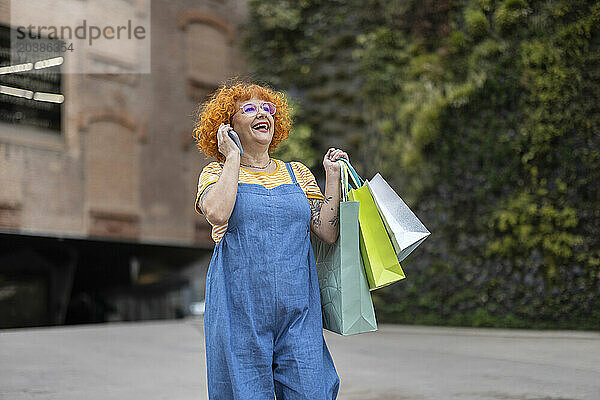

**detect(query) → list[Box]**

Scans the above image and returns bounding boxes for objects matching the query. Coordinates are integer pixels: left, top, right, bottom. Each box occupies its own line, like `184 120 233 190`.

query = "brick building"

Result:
0 0 248 327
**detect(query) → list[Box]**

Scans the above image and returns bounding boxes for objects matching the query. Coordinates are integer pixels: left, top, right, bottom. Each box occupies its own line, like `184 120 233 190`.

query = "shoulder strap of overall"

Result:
284 162 298 185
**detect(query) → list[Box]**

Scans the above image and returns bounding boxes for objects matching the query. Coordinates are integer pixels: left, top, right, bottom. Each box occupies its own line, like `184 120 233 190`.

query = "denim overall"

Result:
204 162 340 400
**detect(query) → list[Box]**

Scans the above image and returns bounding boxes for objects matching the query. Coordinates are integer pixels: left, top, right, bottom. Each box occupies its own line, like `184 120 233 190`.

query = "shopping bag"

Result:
340 160 406 290
367 173 430 262
312 161 377 335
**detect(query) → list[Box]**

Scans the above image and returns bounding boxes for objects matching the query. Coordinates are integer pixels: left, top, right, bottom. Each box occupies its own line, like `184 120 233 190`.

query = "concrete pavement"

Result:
1 319 598 400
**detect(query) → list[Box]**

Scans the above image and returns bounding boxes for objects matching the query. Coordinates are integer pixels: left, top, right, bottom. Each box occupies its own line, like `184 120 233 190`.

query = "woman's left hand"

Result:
323 148 349 176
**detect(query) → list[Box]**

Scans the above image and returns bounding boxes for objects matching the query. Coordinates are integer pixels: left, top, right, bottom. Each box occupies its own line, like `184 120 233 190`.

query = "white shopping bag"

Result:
367 173 431 261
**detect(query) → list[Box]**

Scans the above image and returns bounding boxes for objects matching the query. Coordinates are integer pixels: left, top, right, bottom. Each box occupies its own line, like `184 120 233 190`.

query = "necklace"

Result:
240 158 272 169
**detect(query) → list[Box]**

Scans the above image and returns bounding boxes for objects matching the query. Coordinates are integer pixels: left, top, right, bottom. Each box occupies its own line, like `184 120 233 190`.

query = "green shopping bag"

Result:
341 159 406 290
312 160 377 335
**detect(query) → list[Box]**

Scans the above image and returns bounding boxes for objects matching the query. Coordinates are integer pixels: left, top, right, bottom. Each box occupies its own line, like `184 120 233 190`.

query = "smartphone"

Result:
228 129 244 157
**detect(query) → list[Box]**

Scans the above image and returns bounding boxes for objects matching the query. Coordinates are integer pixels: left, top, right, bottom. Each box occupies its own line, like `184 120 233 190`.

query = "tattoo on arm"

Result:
328 214 339 227
310 196 338 229
309 198 324 229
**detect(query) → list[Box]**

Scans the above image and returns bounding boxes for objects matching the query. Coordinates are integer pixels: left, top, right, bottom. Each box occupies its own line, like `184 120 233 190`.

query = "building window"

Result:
178 11 234 100
0 24 63 133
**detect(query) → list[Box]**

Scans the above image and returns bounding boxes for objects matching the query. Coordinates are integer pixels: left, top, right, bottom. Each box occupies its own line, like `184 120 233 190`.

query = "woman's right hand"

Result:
217 123 241 160
203 123 241 226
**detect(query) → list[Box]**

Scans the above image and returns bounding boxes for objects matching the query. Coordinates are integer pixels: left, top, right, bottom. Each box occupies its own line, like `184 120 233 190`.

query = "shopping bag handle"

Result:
339 160 348 202
339 158 364 188
338 160 357 201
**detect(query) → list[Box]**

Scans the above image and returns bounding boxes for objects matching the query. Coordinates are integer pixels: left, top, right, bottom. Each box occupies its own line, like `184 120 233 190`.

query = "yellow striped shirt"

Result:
195 158 324 243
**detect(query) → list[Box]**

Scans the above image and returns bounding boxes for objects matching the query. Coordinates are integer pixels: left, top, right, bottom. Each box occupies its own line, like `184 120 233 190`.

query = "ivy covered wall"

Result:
242 0 600 329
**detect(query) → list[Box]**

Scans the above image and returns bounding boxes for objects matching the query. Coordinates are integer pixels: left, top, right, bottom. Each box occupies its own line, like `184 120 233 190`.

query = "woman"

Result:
193 81 347 399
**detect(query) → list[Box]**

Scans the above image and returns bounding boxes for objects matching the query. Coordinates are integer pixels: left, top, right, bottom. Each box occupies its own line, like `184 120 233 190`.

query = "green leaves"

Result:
250 0 302 30
487 191 584 274
494 0 532 35
465 7 490 40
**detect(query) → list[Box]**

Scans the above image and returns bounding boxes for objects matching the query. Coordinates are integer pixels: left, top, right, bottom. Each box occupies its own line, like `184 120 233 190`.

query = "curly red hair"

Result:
193 82 293 162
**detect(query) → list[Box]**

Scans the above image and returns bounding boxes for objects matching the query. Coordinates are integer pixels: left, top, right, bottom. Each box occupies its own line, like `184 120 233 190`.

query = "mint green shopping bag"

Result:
312 161 377 335
341 160 406 290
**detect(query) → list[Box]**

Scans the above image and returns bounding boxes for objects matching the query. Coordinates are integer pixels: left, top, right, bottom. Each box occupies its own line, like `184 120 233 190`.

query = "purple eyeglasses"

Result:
239 101 276 116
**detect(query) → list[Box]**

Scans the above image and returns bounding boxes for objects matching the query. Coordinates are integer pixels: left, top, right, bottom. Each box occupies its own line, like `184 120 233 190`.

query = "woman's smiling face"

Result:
231 97 275 147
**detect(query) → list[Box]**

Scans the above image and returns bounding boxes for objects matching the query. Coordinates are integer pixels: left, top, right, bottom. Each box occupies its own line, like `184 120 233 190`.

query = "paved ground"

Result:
1 319 599 400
